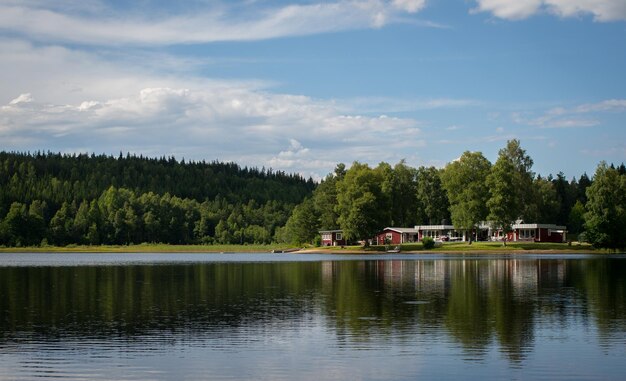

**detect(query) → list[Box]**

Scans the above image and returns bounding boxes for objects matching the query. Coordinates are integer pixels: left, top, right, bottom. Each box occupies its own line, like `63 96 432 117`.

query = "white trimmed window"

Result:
335 233 342 240
425 230 437 238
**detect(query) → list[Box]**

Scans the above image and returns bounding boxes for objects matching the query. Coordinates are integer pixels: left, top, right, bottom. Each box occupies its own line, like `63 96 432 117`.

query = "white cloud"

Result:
575 99 626 113
341 97 478 113
545 0 626 22
544 118 601 128
472 0 542 20
581 145 626 157
0 83 423 177
0 1 432 46
392 0 426 13
511 99 626 128
472 0 626 21
9 93 34 105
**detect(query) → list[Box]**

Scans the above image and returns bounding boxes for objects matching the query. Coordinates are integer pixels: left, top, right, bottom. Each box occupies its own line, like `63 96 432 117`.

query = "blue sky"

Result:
1 0 625 180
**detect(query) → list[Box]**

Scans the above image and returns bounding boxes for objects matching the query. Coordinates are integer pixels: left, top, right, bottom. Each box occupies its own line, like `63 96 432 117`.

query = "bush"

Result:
421 236 435 250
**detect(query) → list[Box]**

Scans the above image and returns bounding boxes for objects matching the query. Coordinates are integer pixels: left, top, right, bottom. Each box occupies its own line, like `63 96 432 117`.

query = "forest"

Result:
1 141 625 250
281 140 626 251
0 151 314 246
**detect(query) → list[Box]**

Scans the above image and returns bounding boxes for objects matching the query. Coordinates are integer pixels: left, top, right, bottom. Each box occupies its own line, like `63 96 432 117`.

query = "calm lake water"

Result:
1 253 625 380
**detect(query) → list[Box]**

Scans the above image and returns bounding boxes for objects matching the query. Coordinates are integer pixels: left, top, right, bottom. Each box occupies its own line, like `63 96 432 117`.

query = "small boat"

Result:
386 246 401 253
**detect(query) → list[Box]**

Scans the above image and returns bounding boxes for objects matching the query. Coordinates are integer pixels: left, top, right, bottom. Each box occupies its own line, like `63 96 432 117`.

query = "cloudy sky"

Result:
1 0 625 180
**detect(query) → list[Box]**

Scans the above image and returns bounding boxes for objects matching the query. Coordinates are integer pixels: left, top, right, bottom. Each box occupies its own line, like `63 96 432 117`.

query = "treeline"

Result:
0 152 314 246
281 140 626 250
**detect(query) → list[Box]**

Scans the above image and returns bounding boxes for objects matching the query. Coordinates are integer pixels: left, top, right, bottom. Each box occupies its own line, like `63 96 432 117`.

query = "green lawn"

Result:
0 241 602 253
313 241 599 253
433 241 597 252
0 243 297 253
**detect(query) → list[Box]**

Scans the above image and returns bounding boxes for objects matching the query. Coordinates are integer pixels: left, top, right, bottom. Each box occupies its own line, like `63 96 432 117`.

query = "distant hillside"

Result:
0 151 316 246
0 151 314 207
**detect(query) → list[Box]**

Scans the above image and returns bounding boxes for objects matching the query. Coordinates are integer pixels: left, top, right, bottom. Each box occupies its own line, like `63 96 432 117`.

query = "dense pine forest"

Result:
0 151 315 246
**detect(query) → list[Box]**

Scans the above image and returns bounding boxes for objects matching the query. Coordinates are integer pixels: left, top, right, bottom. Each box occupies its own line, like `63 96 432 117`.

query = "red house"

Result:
320 230 346 246
374 227 419 245
506 223 568 243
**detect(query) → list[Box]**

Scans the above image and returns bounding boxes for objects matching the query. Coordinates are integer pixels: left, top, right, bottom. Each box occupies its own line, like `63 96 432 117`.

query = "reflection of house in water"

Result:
413 260 449 294
484 259 567 294
537 260 566 288
320 259 567 296
322 261 334 281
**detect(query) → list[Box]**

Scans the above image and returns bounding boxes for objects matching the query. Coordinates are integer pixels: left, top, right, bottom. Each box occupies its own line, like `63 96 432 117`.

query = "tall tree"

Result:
336 162 389 243
576 173 592 204
49 202 75 245
487 139 540 238
312 163 345 230
532 177 559 223
283 198 319 244
72 201 91 244
416 166 450 225
568 200 585 237
486 155 518 235
1 202 28 246
501 139 535 220
388 160 418 227
584 162 626 250
440 151 491 239
27 200 48 245
553 172 576 226
486 140 535 233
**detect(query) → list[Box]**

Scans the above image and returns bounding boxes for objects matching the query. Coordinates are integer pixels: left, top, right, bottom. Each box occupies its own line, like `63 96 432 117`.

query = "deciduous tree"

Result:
416 166 450 225
584 162 626 250
336 162 389 243
440 151 491 239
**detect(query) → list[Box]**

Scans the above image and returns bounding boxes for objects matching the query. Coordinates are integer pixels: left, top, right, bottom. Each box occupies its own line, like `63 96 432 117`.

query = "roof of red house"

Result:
382 227 419 234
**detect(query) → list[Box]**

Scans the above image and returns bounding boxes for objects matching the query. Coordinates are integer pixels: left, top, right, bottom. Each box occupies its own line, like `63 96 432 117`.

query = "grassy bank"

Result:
0 243 296 253
309 241 601 253
0 241 604 254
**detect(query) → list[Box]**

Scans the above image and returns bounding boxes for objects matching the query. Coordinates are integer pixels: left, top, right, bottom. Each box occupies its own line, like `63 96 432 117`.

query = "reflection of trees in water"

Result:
0 258 625 361
568 259 626 341
0 263 323 338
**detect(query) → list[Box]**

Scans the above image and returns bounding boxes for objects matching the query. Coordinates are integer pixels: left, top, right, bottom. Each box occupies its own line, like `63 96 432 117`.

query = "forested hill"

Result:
0 151 315 247
0 152 315 206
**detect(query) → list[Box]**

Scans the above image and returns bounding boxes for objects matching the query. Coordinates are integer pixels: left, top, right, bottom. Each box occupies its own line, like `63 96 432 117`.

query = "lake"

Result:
1 253 625 380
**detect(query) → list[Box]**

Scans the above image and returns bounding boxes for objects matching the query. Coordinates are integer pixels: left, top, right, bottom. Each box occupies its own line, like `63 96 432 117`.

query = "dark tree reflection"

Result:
1 257 625 363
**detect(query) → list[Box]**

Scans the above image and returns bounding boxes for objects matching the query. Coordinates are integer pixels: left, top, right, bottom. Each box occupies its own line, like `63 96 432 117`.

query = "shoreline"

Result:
0 243 608 255
292 248 603 255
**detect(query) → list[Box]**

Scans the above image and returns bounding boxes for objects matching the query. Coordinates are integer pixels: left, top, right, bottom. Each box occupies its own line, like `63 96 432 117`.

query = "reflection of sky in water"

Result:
1 318 618 380
0 254 625 380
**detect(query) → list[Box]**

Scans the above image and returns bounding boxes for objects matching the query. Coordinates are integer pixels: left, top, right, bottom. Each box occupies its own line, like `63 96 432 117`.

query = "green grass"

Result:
0 241 602 254
432 241 597 251
0 243 297 253
310 241 600 253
